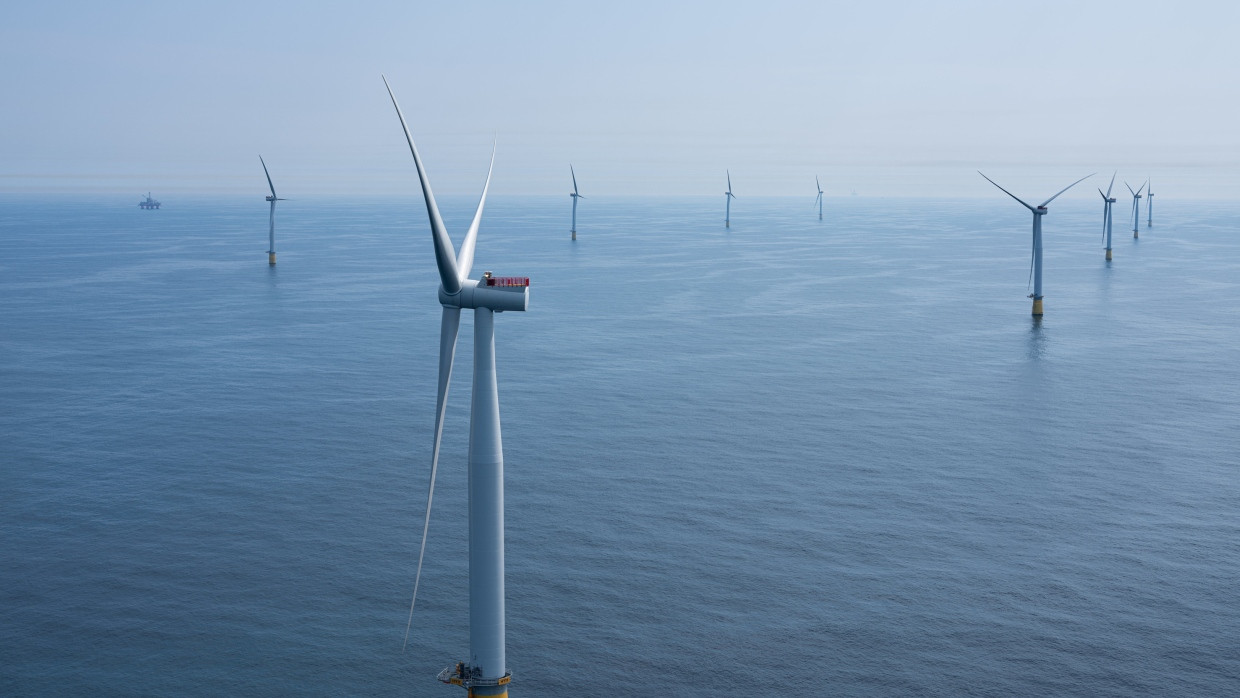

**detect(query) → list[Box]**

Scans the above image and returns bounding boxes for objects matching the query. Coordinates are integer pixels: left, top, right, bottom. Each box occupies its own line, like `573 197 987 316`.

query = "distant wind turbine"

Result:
1125 180 1146 238
979 171 1093 316
384 76 524 697
570 165 584 241
815 176 824 220
1099 172 1117 261
259 156 286 265
725 170 736 227
1146 180 1154 227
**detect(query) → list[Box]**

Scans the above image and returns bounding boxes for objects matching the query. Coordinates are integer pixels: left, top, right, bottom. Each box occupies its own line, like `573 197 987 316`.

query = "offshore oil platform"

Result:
139 193 161 209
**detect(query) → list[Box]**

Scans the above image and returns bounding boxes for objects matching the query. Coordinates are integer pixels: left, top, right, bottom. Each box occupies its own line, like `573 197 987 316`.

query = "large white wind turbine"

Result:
1126 180 1146 238
384 76 526 698
1099 172 1117 261
979 171 1093 316
725 170 736 227
1146 180 1154 227
260 156 286 265
569 165 583 241
815 176 824 220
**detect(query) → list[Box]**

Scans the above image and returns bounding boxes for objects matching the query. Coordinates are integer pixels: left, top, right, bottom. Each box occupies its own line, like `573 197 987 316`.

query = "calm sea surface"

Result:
2 193 1238 696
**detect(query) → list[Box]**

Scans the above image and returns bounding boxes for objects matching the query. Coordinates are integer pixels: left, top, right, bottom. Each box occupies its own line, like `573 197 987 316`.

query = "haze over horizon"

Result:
3 0 1238 199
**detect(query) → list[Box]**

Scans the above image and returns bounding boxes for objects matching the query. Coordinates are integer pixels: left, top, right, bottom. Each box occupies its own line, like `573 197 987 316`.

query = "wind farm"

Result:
11 4 1240 698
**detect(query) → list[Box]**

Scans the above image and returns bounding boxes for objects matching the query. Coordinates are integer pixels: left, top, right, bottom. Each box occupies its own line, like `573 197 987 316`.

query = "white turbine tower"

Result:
1126 180 1146 238
1146 179 1154 227
725 170 736 227
979 171 1092 316
815 176 824 220
569 165 584 241
259 156 286 265
1099 172 1117 261
384 76 525 698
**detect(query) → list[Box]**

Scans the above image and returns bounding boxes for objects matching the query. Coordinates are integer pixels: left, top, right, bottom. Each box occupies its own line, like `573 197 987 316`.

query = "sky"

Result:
2 0 1238 199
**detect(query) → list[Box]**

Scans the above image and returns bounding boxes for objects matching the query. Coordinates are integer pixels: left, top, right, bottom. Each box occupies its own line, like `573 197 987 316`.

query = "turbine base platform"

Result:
1031 299 1044 316
1133 232 1139 239
1105 249 1112 261
438 665 511 696
571 231 576 241
268 252 277 265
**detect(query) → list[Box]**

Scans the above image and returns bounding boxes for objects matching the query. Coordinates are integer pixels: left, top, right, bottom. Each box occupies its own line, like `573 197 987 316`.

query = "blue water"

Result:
2 193 1239 696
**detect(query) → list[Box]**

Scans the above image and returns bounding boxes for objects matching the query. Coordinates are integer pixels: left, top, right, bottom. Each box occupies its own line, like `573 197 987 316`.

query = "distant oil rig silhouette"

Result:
139 193 160 209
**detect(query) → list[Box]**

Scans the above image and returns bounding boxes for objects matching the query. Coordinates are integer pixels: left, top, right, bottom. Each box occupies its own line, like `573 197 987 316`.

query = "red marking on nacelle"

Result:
484 276 529 287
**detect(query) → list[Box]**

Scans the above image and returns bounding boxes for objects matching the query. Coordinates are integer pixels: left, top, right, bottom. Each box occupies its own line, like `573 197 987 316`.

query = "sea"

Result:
2 193 1238 696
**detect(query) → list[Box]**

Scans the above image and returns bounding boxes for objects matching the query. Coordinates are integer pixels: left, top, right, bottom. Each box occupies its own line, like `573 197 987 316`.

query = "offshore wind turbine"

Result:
384 76 526 698
725 170 736 227
259 156 285 265
815 176 824 220
1126 180 1146 238
569 165 583 241
979 171 1093 316
1146 180 1154 227
1099 172 1117 261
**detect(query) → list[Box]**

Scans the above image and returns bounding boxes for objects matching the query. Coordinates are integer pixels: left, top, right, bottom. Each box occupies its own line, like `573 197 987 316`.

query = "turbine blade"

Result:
1105 171 1116 198
1039 173 1094 208
1125 181 1136 197
727 170 732 192
1139 179 1148 196
383 75 461 295
978 171 1035 211
570 164 578 196
259 155 277 199
402 306 461 651
457 142 495 281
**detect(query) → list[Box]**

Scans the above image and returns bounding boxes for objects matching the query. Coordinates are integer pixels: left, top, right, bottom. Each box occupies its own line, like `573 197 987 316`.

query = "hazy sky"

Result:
3 0 1238 198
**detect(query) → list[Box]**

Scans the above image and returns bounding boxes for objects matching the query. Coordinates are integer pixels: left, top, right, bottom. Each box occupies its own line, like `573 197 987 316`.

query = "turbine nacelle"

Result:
438 274 530 312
